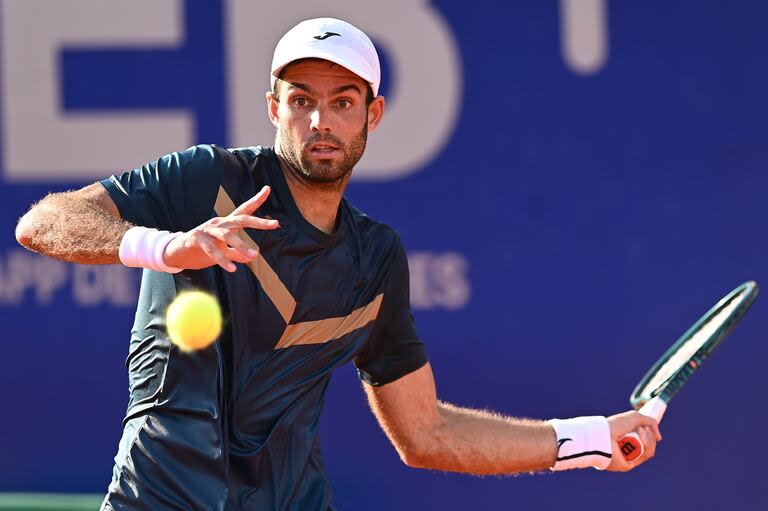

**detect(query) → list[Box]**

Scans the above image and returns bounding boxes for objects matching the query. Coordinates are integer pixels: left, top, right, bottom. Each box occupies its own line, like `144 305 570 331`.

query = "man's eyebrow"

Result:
331 84 363 96
285 82 363 96
286 82 314 94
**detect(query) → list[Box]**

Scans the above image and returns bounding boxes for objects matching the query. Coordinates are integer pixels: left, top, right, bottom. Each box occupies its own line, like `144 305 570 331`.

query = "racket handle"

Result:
618 396 668 461
638 395 668 422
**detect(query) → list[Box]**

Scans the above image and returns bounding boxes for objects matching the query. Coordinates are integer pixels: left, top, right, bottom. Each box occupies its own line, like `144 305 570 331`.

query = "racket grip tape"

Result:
618 396 668 461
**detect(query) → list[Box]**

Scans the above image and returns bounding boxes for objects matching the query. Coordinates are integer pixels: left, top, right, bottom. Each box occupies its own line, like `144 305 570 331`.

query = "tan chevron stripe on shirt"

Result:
215 187 296 323
274 293 384 350
214 186 383 349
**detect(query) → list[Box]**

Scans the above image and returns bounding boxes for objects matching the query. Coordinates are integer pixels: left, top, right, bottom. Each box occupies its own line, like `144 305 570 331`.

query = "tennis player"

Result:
15 18 660 510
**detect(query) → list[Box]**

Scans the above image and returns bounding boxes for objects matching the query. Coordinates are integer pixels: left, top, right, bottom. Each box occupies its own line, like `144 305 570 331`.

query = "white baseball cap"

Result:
271 18 381 97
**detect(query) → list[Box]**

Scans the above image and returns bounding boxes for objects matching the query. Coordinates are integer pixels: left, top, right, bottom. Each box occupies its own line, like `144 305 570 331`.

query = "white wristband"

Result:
548 416 612 471
119 226 183 273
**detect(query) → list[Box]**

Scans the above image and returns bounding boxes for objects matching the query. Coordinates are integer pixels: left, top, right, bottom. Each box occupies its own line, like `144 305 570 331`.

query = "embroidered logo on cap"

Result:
314 32 341 40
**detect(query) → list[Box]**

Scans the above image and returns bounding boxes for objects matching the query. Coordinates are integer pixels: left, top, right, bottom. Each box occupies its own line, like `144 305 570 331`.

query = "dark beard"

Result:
277 121 368 185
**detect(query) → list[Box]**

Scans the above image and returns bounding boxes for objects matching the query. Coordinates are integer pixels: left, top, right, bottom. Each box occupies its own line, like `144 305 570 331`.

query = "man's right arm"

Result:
15 182 131 265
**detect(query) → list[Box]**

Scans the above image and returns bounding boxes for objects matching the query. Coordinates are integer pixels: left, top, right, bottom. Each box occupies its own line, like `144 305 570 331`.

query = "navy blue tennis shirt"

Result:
98 145 428 510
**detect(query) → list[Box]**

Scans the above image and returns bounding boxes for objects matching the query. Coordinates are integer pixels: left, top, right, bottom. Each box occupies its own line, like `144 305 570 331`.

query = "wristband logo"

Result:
556 437 572 459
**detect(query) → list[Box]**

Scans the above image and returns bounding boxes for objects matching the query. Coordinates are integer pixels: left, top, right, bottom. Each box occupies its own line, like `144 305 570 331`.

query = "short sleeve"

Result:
100 144 223 232
354 237 428 386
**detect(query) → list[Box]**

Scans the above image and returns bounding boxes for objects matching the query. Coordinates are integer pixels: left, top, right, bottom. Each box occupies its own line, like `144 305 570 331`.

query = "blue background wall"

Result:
1 1 766 509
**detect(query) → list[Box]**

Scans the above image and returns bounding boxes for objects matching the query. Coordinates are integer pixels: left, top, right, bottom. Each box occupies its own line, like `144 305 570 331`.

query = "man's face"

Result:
267 59 384 184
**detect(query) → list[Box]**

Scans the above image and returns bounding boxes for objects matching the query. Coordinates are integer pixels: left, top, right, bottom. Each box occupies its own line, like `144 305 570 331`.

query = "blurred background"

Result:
1 1 766 510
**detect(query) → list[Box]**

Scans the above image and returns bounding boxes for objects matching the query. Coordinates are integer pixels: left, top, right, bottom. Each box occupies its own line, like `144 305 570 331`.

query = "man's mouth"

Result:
308 143 340 154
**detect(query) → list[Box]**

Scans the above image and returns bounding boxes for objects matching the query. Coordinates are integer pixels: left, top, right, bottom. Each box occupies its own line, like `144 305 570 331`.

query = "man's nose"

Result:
310 107 332 132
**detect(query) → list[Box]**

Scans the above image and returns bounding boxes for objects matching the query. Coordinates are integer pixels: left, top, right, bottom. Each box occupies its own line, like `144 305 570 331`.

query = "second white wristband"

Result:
548 416 612 471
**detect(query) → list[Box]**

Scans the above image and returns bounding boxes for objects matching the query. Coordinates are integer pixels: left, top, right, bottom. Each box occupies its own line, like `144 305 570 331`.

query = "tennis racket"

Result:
618 280 759 461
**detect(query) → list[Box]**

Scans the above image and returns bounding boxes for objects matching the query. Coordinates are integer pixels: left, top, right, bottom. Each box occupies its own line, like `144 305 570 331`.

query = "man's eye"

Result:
294 97 308 107
338 99 352 109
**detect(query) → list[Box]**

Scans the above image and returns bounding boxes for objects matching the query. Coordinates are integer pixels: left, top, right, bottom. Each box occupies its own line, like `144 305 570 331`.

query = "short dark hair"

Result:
272 58 375 106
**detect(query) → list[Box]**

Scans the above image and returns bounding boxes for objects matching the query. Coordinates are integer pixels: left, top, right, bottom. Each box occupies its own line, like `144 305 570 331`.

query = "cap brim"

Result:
271 48 378 96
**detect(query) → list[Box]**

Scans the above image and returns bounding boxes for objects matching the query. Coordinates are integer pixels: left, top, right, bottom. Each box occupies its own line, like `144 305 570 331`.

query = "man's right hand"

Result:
605 410 662 472
164 185 279 272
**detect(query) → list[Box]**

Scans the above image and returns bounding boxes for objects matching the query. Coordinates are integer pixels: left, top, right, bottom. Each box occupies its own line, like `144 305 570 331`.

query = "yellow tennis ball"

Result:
165 290 222 352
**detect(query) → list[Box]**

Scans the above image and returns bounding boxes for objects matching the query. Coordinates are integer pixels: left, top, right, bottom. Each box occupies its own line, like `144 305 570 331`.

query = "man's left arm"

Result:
363 362 661 475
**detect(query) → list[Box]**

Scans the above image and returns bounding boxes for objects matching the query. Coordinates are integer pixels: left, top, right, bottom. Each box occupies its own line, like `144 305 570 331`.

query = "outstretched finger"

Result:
232 185 272 217
233 215 280 230
221 231 259 258
225 246 258 264
198 234 237 272
202 222 261 257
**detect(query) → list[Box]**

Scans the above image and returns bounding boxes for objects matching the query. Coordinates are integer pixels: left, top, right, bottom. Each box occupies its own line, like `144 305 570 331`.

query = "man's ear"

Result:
266 91 280 129
366 96 386 133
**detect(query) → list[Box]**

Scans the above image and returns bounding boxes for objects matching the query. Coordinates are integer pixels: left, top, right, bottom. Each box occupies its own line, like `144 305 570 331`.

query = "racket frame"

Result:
629 281 759 409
